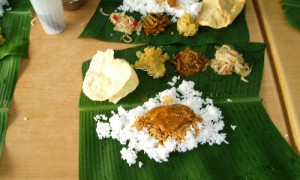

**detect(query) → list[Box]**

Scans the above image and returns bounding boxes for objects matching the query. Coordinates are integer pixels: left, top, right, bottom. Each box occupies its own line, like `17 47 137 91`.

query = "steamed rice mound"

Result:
95 77 227 166
117 0 202 22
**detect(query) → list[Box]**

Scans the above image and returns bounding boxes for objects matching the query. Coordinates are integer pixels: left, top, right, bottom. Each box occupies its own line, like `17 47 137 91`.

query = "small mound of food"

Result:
82 49 139 104
134 47 170 78
142 13 172 36
171 48 209 76
95 77 227 166
0 27 5 45
177 13 199 37
109 12 143 35
211 45 252 82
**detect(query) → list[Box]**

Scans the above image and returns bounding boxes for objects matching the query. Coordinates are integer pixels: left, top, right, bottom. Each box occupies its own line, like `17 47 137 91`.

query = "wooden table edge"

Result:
252 0 300 154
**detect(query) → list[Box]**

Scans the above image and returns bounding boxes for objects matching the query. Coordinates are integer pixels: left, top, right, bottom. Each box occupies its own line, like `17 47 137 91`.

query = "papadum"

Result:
197 0 246 29
82 49 139 104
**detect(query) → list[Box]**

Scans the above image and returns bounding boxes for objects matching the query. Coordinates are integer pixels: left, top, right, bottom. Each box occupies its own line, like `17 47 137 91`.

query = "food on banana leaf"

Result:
211 45 251 82
0 27 5 45
109 12 143 35
133 104 203 145
95 78 227 166
177 13 199 37
117 0 202 22
82 49 139 104
134 47 170 78
142 13 171 36
171 48 209 76
197 0 246 29
166 0 176 7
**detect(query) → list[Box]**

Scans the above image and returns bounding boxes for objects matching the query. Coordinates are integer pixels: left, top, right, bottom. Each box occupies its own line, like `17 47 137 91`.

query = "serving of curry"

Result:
133 104 203 145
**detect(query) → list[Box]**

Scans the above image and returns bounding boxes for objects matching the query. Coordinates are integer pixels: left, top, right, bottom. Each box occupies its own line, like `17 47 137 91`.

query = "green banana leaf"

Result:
282 0 300 30
79 0 249 45
0 0 32 156
0 10 32 59
0 111 8 157
0 55 21 156
8 0 33 12
79 42 300 179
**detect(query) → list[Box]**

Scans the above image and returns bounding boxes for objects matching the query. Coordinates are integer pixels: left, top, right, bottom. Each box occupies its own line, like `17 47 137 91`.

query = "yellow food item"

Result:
177 13 199 37
134 47 170 78
133 104 203 144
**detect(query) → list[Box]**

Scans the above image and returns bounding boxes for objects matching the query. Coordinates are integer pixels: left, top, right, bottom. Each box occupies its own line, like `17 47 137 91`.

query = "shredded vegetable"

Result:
211 45 252 82
109 12 142 35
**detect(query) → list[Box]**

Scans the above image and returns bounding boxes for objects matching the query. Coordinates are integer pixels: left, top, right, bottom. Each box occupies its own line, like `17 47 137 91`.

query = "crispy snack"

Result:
167 0 176 7
142 13 172 36
0 27 5 46
82 49 139 104
177 13 199 37
197 0 246 29
133 104 203 144
134 47 170 78
211 45 252 82
171 48 209 76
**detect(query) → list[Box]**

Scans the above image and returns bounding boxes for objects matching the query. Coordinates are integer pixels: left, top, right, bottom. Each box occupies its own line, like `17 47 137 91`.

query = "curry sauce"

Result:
133 104 203 144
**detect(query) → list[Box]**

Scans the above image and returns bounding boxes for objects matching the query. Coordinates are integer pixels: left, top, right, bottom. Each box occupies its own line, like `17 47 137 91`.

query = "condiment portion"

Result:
211 45 252 82
0 27 5 45
177 13 199 37
95 78 227 166
82 49 139 104
109 12 142 35
134 47 170 78
142 13 171 36
171 47 209 76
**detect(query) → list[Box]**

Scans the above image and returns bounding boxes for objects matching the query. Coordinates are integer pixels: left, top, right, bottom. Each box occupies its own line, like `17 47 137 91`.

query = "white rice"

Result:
95 77 227 166
0 0 9 17
138 161 143 168
117 0 202 22
231 125 237 130
227 98 233 102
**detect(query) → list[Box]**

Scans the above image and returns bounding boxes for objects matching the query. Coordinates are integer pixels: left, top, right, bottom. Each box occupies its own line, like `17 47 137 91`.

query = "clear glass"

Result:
30 0 66 35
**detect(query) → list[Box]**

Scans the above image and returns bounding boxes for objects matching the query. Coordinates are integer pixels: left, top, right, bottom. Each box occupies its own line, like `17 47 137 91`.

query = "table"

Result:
254 0 300 154
0 0 298 178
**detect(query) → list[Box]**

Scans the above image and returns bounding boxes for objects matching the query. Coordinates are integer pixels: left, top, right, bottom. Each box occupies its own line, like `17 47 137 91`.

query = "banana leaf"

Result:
0 0 32 156
79 42 300 179
79 0 249 45
282 0 300 30
8 0 33 12
0 11 32 59
0 111 8 157
0 55 21 156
